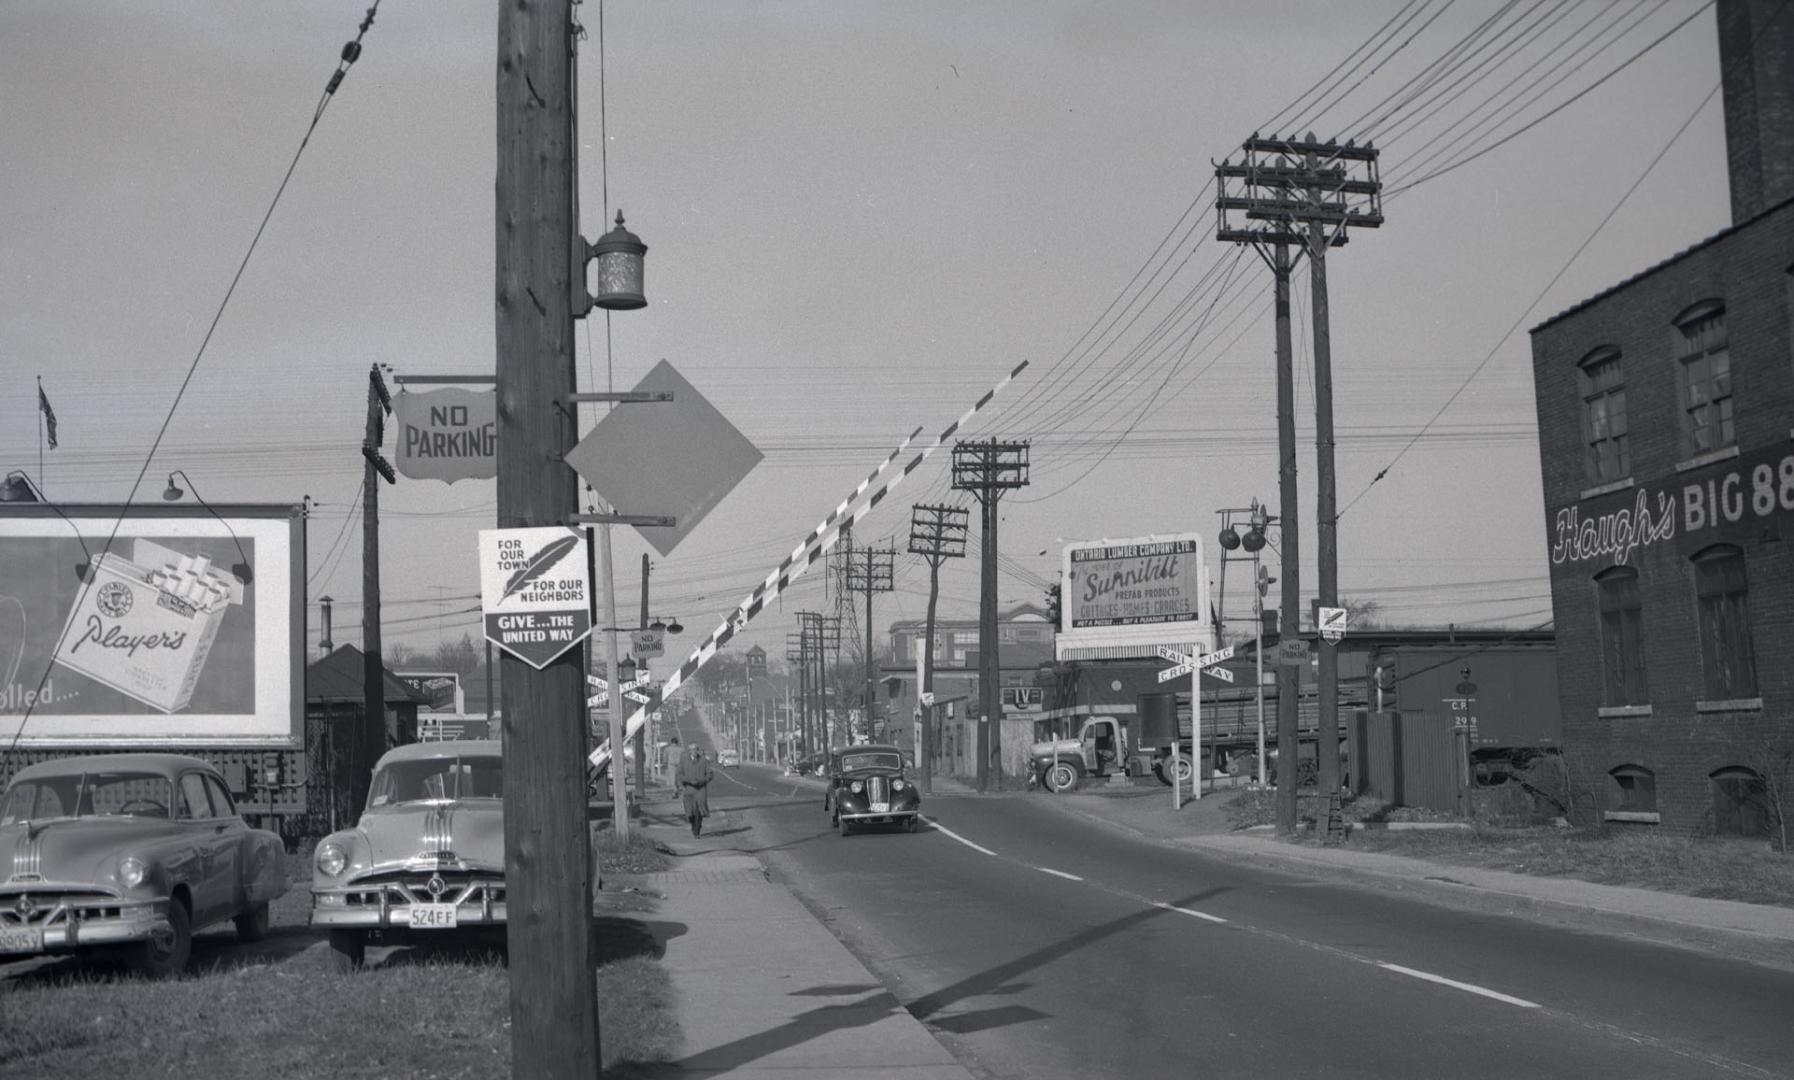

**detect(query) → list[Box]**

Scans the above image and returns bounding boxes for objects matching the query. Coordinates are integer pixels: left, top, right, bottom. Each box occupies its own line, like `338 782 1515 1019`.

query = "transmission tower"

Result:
908 503 968 793
1216 134 1382 832
951 439 1029 792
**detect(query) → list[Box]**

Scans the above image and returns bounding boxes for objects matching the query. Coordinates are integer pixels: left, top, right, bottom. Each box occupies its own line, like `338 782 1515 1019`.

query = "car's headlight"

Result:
850 780 863 794
118 856 146 888
316 842 348 877
893 779 907 791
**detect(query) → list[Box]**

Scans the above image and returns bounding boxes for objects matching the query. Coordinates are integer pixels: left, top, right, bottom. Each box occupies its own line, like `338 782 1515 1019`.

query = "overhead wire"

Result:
4 3 384 760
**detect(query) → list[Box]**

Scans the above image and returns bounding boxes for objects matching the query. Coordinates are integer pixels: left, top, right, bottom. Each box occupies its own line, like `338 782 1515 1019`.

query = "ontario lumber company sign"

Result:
1054 532 1213 663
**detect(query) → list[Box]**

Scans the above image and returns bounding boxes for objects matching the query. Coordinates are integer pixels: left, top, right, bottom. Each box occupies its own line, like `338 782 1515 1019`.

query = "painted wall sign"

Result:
1550 443 1794 570
395 388 497 483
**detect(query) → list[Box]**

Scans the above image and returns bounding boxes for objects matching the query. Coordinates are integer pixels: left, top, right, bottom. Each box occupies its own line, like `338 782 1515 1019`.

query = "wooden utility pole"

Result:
358 365 395 817
908 505 967 794
1271 247 1301 837
1217 134 1382 833
495 2 601 1075
951 439 1029 792
842 547 895 739
786 632 808 755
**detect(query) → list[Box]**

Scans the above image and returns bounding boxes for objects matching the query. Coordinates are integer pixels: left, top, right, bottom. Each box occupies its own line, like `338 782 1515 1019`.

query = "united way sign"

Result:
396 388 497 483
478 527 593 669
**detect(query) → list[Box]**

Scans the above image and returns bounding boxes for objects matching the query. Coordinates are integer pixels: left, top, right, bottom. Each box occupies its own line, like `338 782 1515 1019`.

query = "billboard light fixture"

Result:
161 470 254 585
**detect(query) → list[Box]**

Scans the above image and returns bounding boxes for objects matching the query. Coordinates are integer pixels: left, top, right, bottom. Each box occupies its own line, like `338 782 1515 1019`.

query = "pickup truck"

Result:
1030 715 1196 793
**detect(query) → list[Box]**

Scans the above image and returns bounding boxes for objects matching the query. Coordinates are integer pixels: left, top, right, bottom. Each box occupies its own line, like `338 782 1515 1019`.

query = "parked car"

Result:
0 753 289 977
717 749 740 768
310 740 506 971
828 744 922 835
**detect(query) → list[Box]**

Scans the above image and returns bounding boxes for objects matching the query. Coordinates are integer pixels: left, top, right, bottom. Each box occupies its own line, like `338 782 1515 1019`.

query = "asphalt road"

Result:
708 761 1794 1080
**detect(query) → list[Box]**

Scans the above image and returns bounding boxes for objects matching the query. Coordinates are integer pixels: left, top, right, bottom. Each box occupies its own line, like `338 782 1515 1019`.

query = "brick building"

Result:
1529 0 1794 833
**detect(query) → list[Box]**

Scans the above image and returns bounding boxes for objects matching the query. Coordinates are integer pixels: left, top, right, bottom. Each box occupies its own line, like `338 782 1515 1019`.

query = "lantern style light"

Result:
590 210 647 310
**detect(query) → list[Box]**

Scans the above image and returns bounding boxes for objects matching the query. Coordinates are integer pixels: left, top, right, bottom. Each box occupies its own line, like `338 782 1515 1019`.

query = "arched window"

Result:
1578 347 1629 482
1608 764 1656 814
1710 766 1769 838
1674 302 1732 456
1594 565 1646 706
1691 545 1757 699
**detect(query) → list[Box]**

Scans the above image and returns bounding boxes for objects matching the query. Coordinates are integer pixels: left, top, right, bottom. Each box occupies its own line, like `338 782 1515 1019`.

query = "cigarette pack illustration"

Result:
52 539 246 713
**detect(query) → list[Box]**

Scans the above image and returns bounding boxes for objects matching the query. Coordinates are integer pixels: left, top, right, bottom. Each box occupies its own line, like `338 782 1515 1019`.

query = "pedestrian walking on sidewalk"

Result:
676 745 715 837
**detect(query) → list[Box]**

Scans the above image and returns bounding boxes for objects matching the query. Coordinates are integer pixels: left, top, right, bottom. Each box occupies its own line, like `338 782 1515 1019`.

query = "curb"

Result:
1027 791 1794 974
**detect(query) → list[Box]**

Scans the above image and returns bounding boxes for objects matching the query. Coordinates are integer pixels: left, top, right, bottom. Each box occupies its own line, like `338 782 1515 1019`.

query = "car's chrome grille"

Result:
339 872 505 908
0 891 127 927
867 776 889 804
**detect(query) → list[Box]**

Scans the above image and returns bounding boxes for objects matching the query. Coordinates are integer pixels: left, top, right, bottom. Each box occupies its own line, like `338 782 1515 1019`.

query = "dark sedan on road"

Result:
828 744 921 835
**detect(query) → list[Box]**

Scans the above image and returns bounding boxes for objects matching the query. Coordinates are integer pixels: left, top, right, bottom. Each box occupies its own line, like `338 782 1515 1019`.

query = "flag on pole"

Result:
37 382 57 449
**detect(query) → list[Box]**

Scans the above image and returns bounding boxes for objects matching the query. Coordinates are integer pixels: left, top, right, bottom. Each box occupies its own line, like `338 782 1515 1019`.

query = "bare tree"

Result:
1343 596 1383 629
385 641 418 668
434 632 481 676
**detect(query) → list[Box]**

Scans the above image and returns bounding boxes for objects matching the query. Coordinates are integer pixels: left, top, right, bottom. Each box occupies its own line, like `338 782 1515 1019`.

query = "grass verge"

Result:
0 945 675 1080
1223 788 1794 909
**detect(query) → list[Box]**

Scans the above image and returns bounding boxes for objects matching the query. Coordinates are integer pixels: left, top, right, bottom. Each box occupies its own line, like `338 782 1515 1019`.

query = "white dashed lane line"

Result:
1377 962 1541 1009
922 817 997 857
1153 901 1227 925
924 810 1554 1012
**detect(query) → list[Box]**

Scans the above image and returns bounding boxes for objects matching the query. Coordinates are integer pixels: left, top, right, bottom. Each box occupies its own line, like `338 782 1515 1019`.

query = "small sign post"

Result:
1156 644 1234 807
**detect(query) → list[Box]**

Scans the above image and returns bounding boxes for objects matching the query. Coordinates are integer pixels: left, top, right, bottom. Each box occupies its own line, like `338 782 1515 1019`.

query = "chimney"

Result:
1718 0 1794 223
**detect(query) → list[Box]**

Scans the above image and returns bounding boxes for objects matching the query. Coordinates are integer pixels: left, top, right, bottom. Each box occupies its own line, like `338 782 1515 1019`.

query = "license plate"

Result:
408 903 458 929
0 926 44 954
870 802 889 813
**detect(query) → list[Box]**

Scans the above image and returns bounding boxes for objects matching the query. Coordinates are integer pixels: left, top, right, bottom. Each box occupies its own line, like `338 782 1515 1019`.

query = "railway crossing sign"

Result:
586 672 652 708
1156 644 1235 683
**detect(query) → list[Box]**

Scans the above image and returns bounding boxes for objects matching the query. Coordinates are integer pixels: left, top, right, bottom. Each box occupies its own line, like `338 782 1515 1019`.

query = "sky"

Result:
0 1 1735 675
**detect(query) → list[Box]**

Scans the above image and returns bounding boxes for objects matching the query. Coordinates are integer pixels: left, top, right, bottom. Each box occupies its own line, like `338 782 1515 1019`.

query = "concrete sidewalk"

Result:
620 795 975 1079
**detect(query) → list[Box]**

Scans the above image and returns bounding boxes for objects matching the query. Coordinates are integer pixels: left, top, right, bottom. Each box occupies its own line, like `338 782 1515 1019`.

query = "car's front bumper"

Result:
0 895 170 958
311 877 507 930
837 807 920 826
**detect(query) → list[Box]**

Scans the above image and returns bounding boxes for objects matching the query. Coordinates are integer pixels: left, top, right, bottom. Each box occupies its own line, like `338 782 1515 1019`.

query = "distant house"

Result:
1527 0 1794 834
306 645 431 825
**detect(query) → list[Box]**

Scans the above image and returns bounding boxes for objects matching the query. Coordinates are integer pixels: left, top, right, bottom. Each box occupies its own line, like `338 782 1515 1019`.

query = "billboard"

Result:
0 503 304 747
395 671 465 713
1055 532 1212 662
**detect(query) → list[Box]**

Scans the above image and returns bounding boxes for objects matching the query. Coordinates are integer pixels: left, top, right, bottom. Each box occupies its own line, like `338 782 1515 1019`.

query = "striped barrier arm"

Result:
589 359 1030 773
